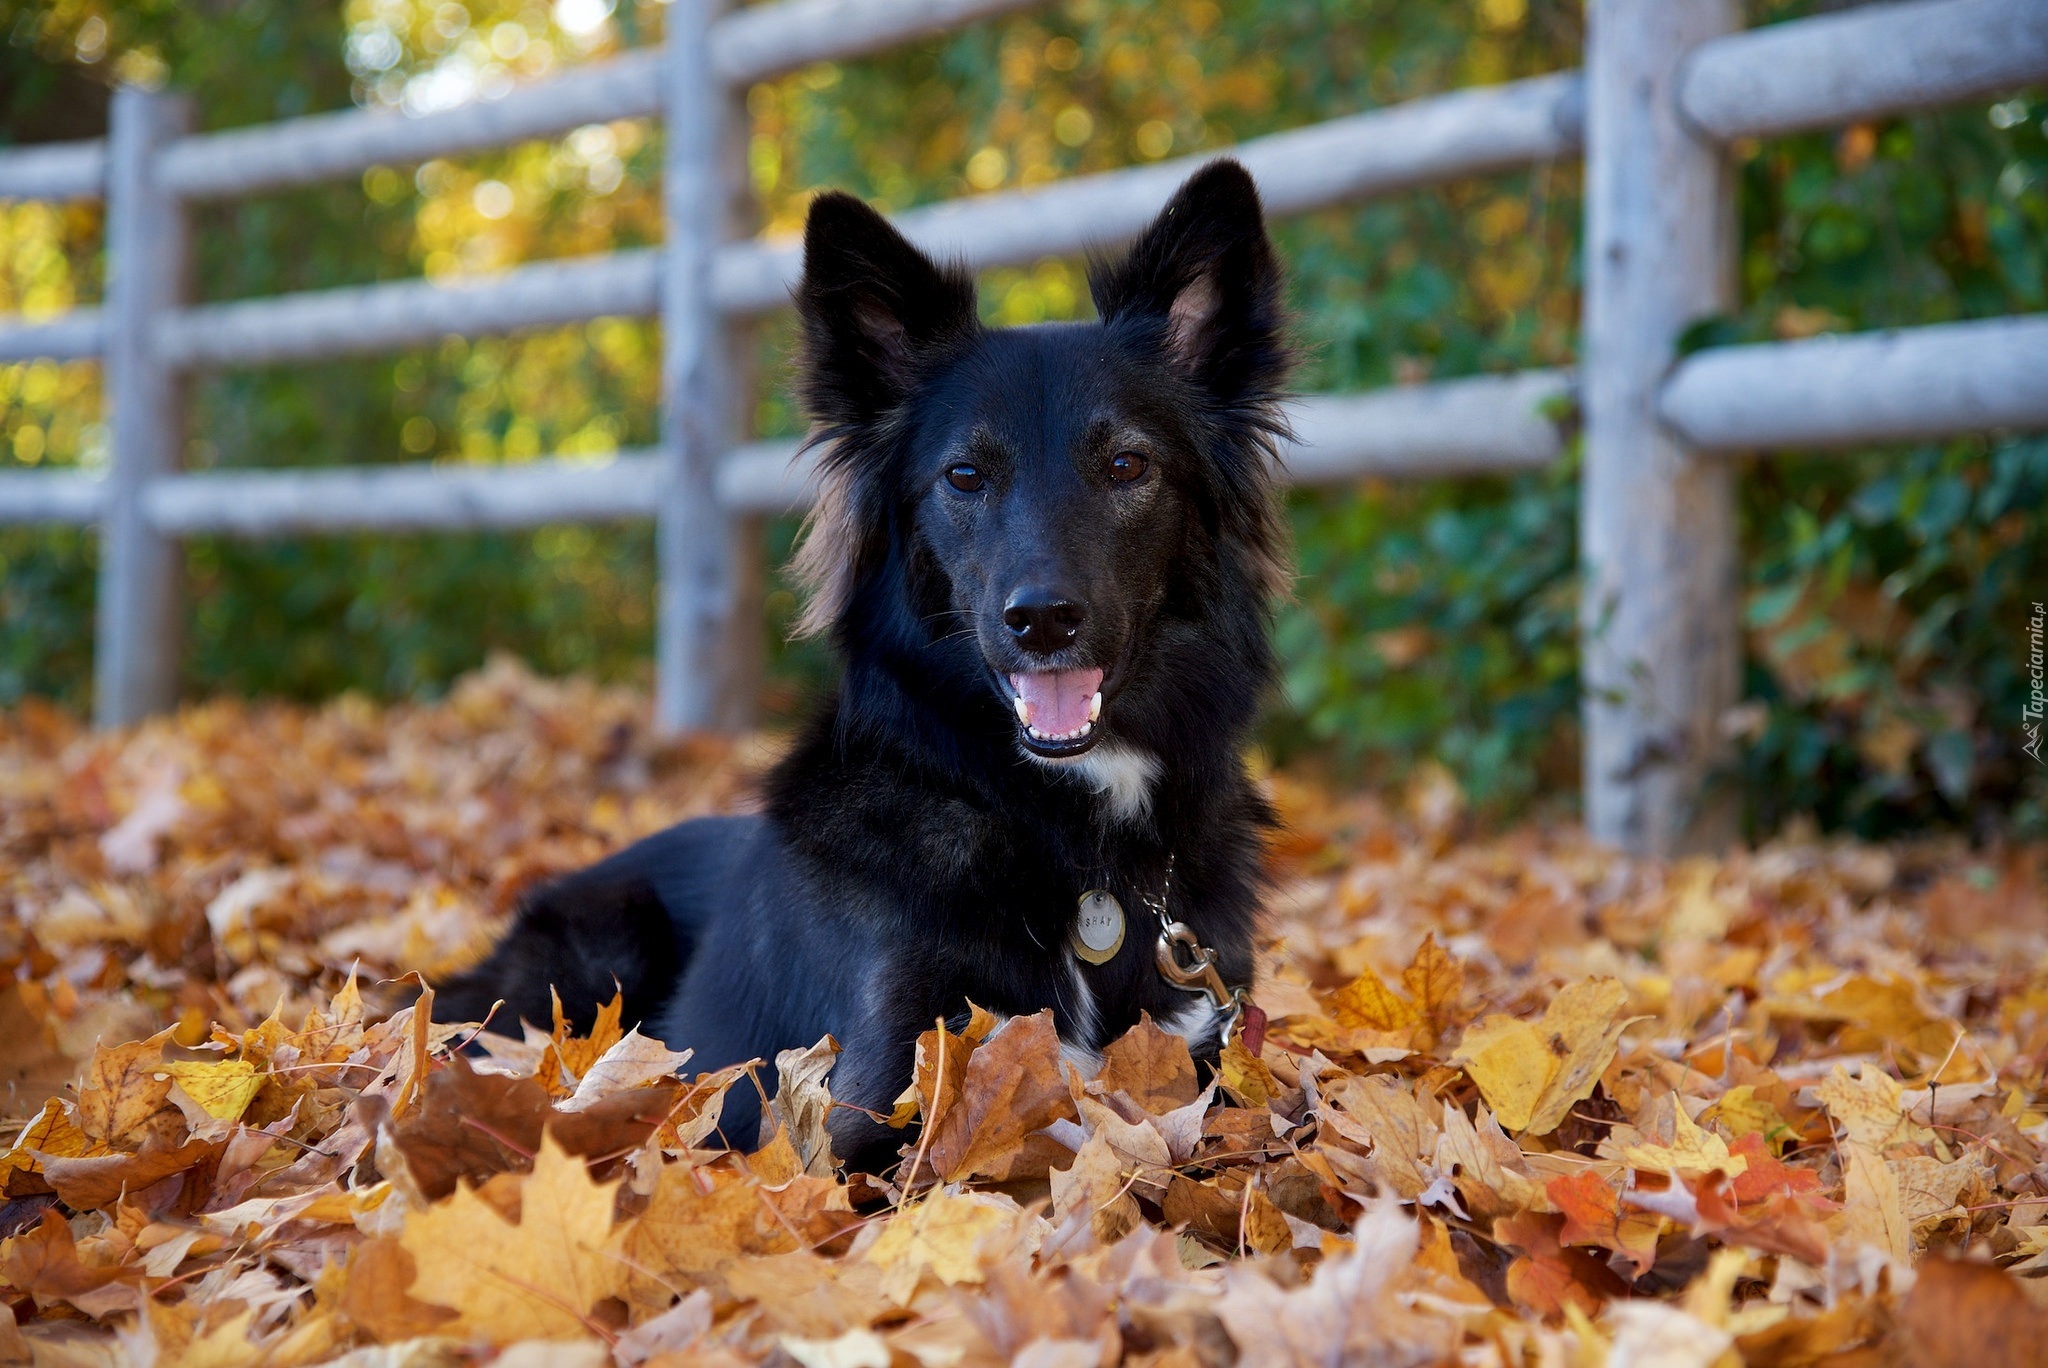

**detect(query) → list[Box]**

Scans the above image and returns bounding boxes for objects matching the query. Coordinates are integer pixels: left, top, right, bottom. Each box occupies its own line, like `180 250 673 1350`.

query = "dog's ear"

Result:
1090 159 1286 404
796 192 978 425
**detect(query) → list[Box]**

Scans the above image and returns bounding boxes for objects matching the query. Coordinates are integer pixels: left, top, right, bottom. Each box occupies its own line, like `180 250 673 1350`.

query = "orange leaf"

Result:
1546 1170 1660 1278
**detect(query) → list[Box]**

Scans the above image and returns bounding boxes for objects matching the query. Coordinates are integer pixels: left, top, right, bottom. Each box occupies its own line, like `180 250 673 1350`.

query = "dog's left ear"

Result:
1090 159 1286 403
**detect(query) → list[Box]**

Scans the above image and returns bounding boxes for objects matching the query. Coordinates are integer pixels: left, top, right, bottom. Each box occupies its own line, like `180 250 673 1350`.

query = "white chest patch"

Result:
1156 995 1230 1056
1045 742 1162 823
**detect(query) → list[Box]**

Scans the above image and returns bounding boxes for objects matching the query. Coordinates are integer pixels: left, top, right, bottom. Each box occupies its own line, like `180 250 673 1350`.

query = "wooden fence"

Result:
1 0 2045 854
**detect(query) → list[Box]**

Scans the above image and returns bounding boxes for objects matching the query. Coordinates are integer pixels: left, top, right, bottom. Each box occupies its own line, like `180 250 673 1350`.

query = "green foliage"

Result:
0 0 2043 837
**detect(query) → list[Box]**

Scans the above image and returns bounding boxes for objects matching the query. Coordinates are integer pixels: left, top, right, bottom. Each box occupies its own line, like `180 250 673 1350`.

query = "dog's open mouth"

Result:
1008 668 1104 756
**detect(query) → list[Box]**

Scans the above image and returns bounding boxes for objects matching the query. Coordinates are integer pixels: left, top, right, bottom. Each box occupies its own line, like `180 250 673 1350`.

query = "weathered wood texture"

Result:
710 0 1046 84
656 0 752 734
95 89 195 729
0 309 106 362
0 139 107 201
157 53 662 201
0 472 105 523
155 250 660 369
153 0 1046 202
1681 0 2048 142
148 73 1583 369
1282 371 1574 483
124 302 2048 534
1664 313 2048 451
1580 0 1742 854
713 71 1586 314
142 454 660 535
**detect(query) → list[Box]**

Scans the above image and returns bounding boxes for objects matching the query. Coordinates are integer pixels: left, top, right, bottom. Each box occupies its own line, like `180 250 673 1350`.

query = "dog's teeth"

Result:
1088 691 1102 722
1014 697 1030 726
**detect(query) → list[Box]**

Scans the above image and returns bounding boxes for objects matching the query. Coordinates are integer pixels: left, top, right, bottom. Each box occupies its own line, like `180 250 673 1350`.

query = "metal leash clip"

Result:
1146 855 1255 1040
1155 921 1235 1012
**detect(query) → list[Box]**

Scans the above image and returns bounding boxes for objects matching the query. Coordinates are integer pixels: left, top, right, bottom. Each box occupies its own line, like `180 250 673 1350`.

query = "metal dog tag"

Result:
1071 889 1125 965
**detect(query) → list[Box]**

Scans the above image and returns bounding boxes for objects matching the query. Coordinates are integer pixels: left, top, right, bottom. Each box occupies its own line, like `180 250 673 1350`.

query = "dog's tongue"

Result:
1010 668 1103 735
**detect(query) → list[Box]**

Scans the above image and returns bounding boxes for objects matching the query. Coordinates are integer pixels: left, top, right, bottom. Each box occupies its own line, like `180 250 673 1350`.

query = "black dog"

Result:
438 158 1291 1167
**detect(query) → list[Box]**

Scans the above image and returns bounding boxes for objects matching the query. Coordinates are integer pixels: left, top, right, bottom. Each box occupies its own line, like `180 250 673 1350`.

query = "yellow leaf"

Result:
1401 932 1465 1048
1705 1085 1790 1147
1619 1105 1749 1179
168 1307 263 1368
1217 1031 1277 1108
1833 1140 1910 1262
398 1132 624 1343
163 1058 263 1122
1816 1063 1930 1150
1 1099 93 1181
1452 978 1630 1135
1452 1016 1550 1134
1329 965 1418 1033
862 1190 1030 1305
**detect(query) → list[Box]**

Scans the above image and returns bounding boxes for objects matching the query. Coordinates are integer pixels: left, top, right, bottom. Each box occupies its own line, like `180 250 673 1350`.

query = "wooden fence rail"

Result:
1 0 2045 852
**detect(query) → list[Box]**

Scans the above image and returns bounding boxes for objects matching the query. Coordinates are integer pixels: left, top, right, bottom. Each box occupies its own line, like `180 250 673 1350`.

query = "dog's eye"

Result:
944 463 985 493
1109 451 1150 484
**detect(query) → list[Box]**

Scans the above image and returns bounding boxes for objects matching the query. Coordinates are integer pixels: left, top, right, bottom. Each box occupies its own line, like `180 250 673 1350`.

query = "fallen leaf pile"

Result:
4 656 2047 1365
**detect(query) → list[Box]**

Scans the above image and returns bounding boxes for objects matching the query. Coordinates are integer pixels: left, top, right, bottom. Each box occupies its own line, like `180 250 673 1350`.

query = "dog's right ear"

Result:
796 192 978 426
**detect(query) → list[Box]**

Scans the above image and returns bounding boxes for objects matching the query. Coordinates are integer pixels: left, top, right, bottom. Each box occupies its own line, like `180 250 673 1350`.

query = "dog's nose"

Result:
1003 591 1086 656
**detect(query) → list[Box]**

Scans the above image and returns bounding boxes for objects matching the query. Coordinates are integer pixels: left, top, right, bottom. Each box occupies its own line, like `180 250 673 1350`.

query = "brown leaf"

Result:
334 1238 459 1343
389 1055 679 1201
1095 1013 1201 1112
0 1210 135 1312
75 1030 177 1146
1400 932 1465 1050
388 1058 553 1199
927 1012 1076 1184
1898 1258 2048 1368
37 1137 218 1211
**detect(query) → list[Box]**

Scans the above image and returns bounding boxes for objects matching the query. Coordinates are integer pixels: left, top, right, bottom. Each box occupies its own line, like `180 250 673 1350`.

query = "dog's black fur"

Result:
437 159 1291 1168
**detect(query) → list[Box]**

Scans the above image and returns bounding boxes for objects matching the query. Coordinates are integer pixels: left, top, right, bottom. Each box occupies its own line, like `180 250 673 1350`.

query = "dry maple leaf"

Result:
772 1035 843 1179
1452 977 1631 1135
1547 1170 1661 1278
864 1189 1038 1306
397 1131 626 1344
1399 932 1465 1050
1094 1012 1201 1113
74 1029 178 1147
925 1011 1075 1184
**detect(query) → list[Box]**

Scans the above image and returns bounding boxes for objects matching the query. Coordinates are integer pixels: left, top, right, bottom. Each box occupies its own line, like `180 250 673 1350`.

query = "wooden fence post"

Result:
657 0 758 733
1580 0 1741 854
95 86 194 728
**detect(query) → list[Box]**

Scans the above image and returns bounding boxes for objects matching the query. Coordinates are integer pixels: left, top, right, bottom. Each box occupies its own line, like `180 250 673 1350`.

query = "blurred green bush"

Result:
1 0 2043 838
